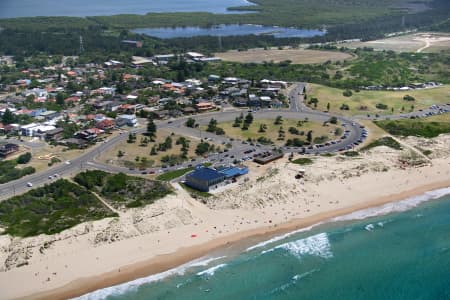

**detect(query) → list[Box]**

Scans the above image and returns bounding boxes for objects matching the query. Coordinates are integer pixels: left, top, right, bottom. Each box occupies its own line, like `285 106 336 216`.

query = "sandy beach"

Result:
0 134 450 300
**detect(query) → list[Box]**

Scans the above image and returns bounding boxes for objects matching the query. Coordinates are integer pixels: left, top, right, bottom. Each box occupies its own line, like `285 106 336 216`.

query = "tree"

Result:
127 133 136 143
163 136 172 150
244 112 254 125
150 146 157 156
215 127 225 135
329 116 338 124
117 150 124 157
327 102 330 111
343 90 353 97
1 109 16 125
195 142 212 156
306 130 313 144
232 117 242 127
258 124 266 133
185 118 196 128
207 118 218 133
56 93 65 106
274 115 283 125
146 118 157 141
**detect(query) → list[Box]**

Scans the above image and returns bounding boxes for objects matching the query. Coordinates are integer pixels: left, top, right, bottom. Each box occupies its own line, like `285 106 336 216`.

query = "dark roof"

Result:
187 167 224 181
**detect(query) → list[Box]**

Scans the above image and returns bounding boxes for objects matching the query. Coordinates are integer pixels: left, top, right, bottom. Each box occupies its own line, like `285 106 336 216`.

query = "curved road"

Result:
0 83 365 200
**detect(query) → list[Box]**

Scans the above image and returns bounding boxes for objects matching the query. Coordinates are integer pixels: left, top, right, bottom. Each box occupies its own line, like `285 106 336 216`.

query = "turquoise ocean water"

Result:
76 187 450 300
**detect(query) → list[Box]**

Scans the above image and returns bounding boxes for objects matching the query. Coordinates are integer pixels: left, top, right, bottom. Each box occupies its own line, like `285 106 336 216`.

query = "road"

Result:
0 83 366 200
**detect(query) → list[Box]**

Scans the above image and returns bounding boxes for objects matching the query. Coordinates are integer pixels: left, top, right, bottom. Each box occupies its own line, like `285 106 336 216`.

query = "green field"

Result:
204 118 341 146
291 158 313 165
360 137 403 151
156 167 195 181
374 116 450 138
307 83 450 117
0 180 116 237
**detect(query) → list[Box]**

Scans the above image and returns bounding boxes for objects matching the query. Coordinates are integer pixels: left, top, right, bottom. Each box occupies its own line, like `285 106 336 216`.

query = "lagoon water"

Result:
76 188 450 300
0 0 253 19
132 24 325 39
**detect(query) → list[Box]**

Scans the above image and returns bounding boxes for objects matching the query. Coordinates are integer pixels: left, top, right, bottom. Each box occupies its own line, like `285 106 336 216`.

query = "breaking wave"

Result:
262 233 333 260
196 263 227 276
333 187 450 222
72 256 226 300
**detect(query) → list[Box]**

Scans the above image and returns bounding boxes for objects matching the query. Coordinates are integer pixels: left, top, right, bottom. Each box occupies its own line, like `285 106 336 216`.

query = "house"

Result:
121 40 143 48
182 107 196 115
60 138 87 149
116 114 137 127
186 52 205 60
153 110 170 119
195 102 215 112
96 119 115 130
20 123 39 136
0 143 19 158
45 128 64 141
185 167 226 192
39 110 60 121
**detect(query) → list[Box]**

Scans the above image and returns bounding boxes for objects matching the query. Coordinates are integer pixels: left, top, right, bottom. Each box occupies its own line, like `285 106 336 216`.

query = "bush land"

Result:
0 179 117 237
74 170 173 208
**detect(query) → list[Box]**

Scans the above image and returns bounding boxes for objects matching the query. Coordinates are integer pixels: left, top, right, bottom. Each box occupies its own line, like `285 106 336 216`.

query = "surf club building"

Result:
185 166 248 192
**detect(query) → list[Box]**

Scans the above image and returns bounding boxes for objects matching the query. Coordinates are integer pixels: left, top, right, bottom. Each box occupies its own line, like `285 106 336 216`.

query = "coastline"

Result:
1 136 450 300
27 179 450 300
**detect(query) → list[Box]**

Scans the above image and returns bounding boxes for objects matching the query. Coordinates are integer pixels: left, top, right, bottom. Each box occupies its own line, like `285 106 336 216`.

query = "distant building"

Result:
121 40 143 48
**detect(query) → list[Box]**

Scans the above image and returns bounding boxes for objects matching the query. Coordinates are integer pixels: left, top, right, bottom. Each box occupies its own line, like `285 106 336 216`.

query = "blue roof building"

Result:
185 167 226 192
216 166 249 179
185 166 249 192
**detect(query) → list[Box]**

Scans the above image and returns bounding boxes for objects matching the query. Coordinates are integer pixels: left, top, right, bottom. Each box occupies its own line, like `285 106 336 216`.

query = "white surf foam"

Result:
196 263 227 276
72 256 226 300
292 268 319 281
246 224 319 252
263 233 332 259
364 224 375 231
333 187 450 222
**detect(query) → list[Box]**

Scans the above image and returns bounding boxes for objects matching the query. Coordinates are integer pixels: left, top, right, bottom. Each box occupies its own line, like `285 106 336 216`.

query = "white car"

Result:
65 161 71 165
26 182 33 187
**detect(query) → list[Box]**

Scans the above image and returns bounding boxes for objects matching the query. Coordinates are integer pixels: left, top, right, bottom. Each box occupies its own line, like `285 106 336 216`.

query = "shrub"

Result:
343 90 353 97
16 152 32 164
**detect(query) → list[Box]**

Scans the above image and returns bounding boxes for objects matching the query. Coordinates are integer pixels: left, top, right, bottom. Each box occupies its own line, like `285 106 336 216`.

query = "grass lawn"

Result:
307 83 450 117
205 118 341 146
291 157 313 165
360 137 402 151
156 167 195 181
98 129 219 168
